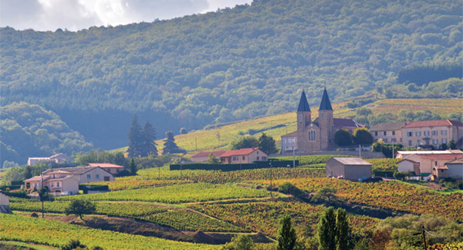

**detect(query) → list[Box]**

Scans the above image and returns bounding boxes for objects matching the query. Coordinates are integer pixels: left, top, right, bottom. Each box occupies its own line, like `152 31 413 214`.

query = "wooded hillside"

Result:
1 0 461 149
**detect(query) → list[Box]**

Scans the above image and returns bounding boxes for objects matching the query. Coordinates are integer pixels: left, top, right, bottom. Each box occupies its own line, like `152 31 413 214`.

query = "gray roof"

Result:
44 166 104 175
370 122 407 132
331 157 371 165
446 158 463 164
297 91 311 112
319 88 333 111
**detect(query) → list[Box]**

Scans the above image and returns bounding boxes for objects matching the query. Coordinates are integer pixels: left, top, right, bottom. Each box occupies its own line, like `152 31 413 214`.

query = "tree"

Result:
221 234 254 250
334 129 353 147
335 209 350 250
258 133 278 154
207 153 220 164
24 165 33 179
65 199 96 221
277 214 297 250
230 136 259 150
314 188 338 204
448 139 457 149
127 114 143 157
142 121 158 156
129 158 137 175
317 207 337 250
38 186 51 218
162 131 186 155
352 128 373 146
60 239 86 250
180 127 188 134
441 143 448 150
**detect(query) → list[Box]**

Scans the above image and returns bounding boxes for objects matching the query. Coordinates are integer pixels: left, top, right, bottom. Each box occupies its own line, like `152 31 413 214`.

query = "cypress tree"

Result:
336 208 350 250
317 207 337 250
142 121 158 156
277 214 297 250
162 131 186 155
127 114 143 157
258 133 278 154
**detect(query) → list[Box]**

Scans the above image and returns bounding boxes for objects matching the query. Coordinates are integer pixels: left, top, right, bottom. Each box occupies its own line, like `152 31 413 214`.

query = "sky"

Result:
0 0 252 31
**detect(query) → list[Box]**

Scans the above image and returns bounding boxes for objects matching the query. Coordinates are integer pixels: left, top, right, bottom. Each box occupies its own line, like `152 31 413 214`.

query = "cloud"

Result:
0 0 251 31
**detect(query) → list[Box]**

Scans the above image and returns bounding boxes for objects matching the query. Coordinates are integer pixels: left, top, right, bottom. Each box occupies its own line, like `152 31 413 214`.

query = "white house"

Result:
397 159 420 175
445 159 463 180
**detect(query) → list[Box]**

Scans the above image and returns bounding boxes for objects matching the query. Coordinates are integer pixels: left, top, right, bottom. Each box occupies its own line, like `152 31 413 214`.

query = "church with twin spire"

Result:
281 88 362 153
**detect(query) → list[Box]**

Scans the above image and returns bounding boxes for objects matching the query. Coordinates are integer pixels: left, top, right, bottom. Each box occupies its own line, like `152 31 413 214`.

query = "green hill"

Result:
1 0 462 150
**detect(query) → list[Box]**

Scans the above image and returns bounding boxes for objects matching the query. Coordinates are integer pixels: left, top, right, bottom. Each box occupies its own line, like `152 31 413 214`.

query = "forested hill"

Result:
1 0 462 149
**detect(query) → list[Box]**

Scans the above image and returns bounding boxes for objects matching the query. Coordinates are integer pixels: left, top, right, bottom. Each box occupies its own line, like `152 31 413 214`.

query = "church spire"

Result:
297 90 311 112
319 87 333 111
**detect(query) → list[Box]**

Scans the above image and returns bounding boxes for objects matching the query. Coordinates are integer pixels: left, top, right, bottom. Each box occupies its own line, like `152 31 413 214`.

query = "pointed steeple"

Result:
297 90 311 112
319 88 333 110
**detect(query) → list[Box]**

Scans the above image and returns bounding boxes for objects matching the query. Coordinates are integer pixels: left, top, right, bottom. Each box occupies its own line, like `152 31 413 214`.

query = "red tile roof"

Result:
191 151 226 158
220 148 261 157
88 163 124 168
281 131 298 137
402 120 463 128
420 154 463 160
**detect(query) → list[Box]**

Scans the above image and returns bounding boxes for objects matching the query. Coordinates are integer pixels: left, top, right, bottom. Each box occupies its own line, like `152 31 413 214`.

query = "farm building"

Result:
0 192 11 213
326 157 372 181
398 159 420 175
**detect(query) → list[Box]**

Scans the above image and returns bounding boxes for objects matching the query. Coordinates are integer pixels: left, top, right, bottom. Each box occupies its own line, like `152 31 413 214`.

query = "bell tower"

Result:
318 87 333 149
297 90 311 132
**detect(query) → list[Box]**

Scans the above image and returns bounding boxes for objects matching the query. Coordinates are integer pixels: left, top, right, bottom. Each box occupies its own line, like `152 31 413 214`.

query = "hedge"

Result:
373 169 396 178
170 160 299 171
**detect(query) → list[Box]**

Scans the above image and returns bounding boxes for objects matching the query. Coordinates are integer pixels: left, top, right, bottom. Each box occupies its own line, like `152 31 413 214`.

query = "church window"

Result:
309 130 316 141
322 114 324 119
299 114 302 122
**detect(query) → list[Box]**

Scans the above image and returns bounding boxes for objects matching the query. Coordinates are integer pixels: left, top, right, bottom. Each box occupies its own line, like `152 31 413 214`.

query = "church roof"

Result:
297 91 311 112
319 88 333 111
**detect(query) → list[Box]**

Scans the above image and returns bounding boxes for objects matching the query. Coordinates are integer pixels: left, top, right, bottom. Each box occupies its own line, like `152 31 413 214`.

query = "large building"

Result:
326 157 372 181
281 89 362 153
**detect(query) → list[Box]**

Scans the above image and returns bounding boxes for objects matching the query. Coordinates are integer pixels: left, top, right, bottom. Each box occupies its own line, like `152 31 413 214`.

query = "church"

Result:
281 88 362 153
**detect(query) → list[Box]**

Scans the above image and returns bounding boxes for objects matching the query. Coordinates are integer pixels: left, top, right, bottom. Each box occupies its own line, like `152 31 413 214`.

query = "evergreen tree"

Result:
258 133 278 154
162 131 186 155
336 209 350 250
277 214 297 250
127 114 143 157
230 136 259 150
142 121 158 156
24 165 33 179
38 186 51 218
129 158 137 175
317 207 337 250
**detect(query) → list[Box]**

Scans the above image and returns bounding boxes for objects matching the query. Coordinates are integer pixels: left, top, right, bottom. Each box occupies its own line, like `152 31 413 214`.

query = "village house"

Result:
281 89 363 153
87 163 125 175
220 148 268 164
191 151 226 163
401 120 463 148
370 122 407 144
28 153 71 166
24 166 114 195
397 158 421 175
0 192 11 214
396 150 463 174
326 157 372 181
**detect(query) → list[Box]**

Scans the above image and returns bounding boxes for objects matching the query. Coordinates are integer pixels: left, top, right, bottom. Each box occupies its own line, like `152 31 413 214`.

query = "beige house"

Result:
281 89 364 154
445 159 463 180
0 192 11 213
220 148 268 164
370 122 407 144
401 120 463 148
24 166 114 195
87 163 125 175
191 151 226 163
28 153 70 166
397 150 463 174
326 157 372 181
397 159 420 175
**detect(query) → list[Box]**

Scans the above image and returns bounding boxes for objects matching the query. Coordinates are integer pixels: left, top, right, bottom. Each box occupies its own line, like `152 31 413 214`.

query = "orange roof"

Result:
420 154 463 160
220 148 262 157
402 120 463 128
87 163 124 168
191 151 226 158
281 131 298 137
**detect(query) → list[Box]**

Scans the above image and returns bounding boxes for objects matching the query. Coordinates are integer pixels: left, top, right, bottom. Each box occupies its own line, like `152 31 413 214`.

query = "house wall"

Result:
372 129 402 144
326 158 345 178
61 178 79 195
101 167 123 175
398 160 420 174
0 193 9 206
446 163 463 180
25 180 43 190
403 155 457 173
192 156 209 163
281 136 298 153
402 125 453 148
78 168 114 184
344 165 372 181
226 149 268 164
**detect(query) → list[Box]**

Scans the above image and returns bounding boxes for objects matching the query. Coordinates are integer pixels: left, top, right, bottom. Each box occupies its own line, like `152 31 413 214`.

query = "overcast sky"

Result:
0 0 252 31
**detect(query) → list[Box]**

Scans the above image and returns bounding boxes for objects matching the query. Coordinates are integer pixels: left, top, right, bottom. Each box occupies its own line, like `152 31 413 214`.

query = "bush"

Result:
279 182 304 198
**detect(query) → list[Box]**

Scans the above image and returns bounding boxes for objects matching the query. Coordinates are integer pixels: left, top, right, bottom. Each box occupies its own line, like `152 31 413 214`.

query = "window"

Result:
299 114 302 122
87 174 91 180
417 140 421 145
407 132 413 137
416 131 421 136
432 131 438 135
96 174 100 180
432 139 439 144
232 156 237 161
322 114 324 119
409 140 412 146
309 130 316 141
257 156 259 161
441 130 447 135
375 131 378 136
383 131 387 136
262 157 267 161
51 183 54 187
242 156 245 160
57 182 60 187
391 138 396 143
424 131 430 136
392 131 395 135
442 138 447 144
384 139 388 143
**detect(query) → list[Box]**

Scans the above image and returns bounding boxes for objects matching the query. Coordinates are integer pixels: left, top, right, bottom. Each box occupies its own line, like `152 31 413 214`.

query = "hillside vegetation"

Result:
1 0 461 149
